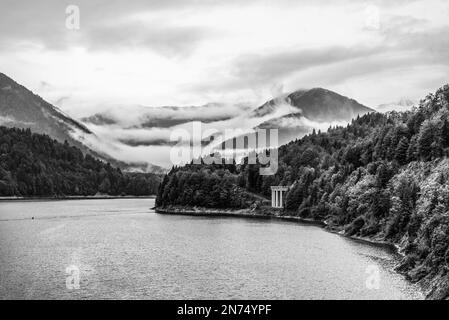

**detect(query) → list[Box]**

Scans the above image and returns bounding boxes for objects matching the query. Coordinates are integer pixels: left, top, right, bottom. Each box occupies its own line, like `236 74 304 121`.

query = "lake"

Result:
0 198 423 299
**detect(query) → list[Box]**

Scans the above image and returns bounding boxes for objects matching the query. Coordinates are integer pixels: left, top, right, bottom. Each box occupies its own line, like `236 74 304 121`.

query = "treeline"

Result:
0 126 161 196
157 84 449 298
155 162 262 209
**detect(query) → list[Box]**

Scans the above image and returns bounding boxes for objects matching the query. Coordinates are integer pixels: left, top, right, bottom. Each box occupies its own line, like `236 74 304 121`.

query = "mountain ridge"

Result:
0 73 92 137
0 72 165 173
253 87 374 121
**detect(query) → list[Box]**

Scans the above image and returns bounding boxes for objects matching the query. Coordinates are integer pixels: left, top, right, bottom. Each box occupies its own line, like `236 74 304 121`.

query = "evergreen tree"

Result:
406 136 418 162
417 120 435 161
395 137 409 165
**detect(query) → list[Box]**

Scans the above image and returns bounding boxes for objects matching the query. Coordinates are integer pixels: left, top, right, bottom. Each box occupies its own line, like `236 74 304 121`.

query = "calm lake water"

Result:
0 199 422 299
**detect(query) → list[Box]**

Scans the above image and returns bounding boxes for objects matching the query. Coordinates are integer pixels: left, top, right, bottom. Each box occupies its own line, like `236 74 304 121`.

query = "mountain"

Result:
1 72 372 170
219 88 374 147
0 73 92 144
78 103 254 166
252 88 373 121
0 73 165 173
376 98 416 113
156 84 449 299
81 88 372 150
0 126 160 196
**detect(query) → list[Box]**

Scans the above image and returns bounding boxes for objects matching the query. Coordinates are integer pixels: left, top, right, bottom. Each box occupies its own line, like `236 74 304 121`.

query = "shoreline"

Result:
155 206 397 252
155 206 325 226
0 195 156 202
156 205 430 298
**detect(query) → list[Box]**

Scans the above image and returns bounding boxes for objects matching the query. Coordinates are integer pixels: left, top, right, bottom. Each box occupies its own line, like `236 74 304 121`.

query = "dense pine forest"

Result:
0 126 161 197
157 84 449 299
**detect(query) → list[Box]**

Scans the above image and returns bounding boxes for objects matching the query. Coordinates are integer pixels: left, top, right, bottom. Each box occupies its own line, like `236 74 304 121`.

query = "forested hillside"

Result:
0 126 161 197
157 84 449 299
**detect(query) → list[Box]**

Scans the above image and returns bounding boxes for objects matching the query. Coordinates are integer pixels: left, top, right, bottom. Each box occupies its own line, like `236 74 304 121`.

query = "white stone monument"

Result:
270 186 289 208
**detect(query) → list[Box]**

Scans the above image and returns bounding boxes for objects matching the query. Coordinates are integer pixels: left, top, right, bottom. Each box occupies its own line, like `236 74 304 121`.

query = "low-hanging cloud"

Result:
82 103 252 127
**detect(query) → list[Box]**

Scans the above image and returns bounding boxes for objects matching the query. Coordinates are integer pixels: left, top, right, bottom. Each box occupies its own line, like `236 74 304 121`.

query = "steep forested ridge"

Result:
157 84 449 299
0 126 161 196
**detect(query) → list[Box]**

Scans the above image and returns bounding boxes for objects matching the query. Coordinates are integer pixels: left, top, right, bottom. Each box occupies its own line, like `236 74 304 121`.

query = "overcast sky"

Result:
1 0 449 117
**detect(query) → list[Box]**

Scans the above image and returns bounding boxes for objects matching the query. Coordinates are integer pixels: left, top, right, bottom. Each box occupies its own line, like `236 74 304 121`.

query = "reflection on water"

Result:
0 199 423 299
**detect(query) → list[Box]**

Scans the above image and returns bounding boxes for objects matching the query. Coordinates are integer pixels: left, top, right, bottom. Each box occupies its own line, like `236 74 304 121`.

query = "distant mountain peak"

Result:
252 87 373 122
396 97 416 107
0 72 91 135
376 97 417 112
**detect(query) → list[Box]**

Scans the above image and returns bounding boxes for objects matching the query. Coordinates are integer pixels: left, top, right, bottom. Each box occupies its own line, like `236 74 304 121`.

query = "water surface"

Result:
0 199 422 299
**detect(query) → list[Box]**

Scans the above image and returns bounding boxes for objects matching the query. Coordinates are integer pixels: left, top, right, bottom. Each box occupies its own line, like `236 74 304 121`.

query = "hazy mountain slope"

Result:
0 73 165 173
0 71 372 170
254 88 374 147
376 98 416 113
220 88 374 147
0 73 92 142
252 88 373 121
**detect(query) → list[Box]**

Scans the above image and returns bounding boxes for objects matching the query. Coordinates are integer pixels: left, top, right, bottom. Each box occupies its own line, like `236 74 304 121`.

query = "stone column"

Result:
275 190 278 208
280 190 283 208
271 189 275 207
276 190 281 208
274 189 278 208
274 190 277 208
